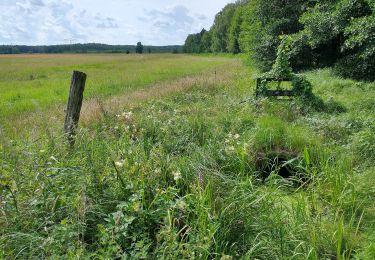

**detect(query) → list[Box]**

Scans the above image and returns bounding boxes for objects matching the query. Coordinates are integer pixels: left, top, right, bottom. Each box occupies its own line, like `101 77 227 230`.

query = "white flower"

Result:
122 112 133 120
228 146 235 151
115 160 125 168
172 170 182 181
234 134 240 140
117 111 133 120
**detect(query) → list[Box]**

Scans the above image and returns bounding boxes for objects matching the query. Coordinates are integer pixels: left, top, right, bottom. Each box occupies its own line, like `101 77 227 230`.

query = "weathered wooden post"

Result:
64 71 87 147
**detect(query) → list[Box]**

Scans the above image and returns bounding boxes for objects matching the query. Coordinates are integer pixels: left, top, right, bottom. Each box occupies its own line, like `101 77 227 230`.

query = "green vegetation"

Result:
0 54 229 118
1 1 375 256
135 42 144 54
184 0 375 81
1 53 374 258
257 36 315 102
0 44 183 54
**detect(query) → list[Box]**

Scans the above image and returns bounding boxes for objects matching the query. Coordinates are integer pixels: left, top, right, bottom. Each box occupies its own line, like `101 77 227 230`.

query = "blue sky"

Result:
0 0 235 45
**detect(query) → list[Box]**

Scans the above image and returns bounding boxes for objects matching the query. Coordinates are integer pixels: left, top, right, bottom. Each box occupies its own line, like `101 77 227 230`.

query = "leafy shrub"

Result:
257 36 315 99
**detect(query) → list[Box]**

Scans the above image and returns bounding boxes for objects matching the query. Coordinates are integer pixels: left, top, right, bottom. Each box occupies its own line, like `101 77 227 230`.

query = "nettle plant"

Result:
258 36 314 99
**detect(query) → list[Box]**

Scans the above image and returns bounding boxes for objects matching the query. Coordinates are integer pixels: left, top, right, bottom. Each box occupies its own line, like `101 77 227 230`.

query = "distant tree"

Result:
126 50 130 54
183 33 201 53
200 30 212 53
183 29 208 53
172 48 179 54
148 48 151 54
9 47 20 54
135 42 143 54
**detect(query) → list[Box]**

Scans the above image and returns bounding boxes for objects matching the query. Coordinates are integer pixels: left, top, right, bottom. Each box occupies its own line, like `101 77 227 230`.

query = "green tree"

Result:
183 29 207 53
228 5 244 54
239 0 308 70
211 3 237 53
200 30 212 53
135 42 143 54
299 0 373 79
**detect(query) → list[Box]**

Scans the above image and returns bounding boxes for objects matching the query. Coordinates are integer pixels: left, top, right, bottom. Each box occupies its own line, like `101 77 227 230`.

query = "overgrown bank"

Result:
1 58 374 258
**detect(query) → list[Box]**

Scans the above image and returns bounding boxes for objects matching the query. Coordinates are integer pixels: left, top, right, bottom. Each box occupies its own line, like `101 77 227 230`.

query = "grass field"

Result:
0 54 229 119
1 54 375 259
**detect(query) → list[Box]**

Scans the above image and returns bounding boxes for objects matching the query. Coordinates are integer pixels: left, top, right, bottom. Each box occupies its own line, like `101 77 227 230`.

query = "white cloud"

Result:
138 5 206 44
0 0 235 45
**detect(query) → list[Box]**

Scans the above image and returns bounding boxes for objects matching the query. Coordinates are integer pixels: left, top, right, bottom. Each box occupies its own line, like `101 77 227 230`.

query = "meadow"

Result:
0 54 228 119
1 54 375 259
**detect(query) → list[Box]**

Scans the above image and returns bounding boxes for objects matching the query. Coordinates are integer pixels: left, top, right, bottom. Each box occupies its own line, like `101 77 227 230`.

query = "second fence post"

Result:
64 70 87 147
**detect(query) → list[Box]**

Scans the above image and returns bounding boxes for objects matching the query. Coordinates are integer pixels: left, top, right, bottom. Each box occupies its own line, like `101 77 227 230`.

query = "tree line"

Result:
0 43 182 55
184 0 375 81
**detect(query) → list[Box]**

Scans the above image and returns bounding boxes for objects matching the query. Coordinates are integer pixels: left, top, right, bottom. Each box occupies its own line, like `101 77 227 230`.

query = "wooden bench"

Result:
255 77 296 98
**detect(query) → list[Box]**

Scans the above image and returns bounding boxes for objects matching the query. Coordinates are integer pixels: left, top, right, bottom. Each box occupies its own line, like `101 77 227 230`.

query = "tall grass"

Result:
0 56 374 258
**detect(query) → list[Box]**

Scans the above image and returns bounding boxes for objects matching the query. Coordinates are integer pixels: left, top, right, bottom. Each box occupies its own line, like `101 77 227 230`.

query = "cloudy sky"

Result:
0 0 235 46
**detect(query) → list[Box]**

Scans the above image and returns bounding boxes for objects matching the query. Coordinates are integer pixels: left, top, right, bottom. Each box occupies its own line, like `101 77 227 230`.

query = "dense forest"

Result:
184 0 375 81
0 43 182 55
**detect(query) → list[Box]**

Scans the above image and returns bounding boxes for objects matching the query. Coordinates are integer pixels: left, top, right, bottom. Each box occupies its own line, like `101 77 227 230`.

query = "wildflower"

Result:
234 134 240 140
124 111 132 118
198 172 204 190
154 168 161 174
117 111 133 120
115 160 125 168
228 146 235 151
172 170 182 182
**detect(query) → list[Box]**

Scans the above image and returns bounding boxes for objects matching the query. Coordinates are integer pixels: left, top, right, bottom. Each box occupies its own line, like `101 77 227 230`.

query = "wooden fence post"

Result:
64 71 87 147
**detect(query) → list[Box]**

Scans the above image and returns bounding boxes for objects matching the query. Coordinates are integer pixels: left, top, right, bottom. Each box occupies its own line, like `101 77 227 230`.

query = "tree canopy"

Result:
184 0 375 81
135 42 144 54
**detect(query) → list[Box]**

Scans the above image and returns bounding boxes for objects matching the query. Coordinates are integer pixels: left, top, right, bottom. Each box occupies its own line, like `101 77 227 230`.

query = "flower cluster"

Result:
224 132 241 153
115 111 140 141
172 170 182 182
116 111 133 121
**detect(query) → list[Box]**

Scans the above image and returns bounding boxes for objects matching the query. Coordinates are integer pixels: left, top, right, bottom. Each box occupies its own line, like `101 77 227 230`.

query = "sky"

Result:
0 0 235 46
